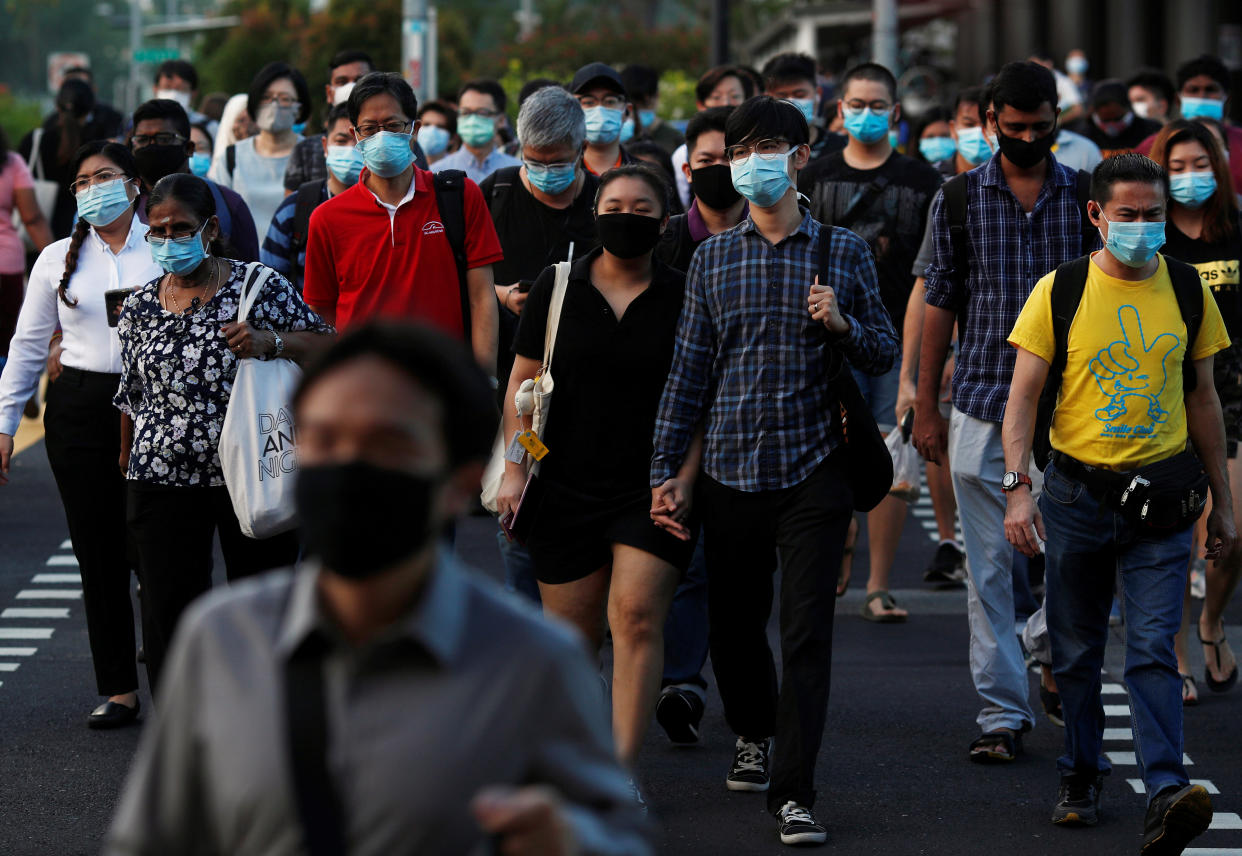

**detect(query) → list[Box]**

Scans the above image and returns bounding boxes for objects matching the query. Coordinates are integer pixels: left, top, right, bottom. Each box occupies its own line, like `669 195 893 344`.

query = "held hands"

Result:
651 477 693 541
1004 487 1045 558
220 322 274 359
1204 505 1237 562
472 785 579 856
808 276 849 335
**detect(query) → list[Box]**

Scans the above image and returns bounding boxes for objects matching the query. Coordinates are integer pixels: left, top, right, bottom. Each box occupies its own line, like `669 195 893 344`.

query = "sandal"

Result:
969 730 1022 764
1199 629 1239 693
861 590 907 623
1181 673 1199 706
837 517 858 598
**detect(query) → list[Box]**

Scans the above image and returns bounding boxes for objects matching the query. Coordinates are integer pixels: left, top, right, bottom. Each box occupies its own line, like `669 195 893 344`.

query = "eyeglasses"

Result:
131 132 186 149
524 158 577 174
577 94 626 111
725 139 793 164
460 108 501 119
842 100 892 114
354 120 413 138
260 95 301 108
70 170 129 194
144 223 206 246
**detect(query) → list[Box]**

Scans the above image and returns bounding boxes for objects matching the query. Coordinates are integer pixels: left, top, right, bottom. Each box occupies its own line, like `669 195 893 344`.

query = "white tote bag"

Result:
12 128 59 251
480 261 571 512
219 262 303 539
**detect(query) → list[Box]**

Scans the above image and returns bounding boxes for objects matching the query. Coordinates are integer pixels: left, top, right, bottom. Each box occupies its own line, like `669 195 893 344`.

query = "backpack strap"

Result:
1033 255 1091 470
485 167 517 223
1166 256 1205 393
941 173 971 328
1075 169 1094 252
432 169 471 344
836 174 890 231
225 144 236 179
284 634 347 856
289 179 327 271
205 178 233 245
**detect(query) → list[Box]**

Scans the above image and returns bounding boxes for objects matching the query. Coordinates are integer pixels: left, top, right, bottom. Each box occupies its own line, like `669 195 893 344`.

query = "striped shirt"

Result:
260 181 329 292
651 210 899 492
923 154 1097 424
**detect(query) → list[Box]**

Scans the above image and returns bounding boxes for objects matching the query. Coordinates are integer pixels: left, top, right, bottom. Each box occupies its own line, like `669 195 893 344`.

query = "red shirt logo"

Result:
422 220 445 236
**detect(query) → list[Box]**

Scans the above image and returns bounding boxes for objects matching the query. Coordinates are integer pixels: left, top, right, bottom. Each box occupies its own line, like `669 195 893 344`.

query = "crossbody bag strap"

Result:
28 127 44 179
542 261 571 374
284 637 347 856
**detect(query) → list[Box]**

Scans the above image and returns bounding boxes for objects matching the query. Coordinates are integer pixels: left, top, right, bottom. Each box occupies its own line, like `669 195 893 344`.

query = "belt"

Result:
57 366 121 388
1049 451 1127 502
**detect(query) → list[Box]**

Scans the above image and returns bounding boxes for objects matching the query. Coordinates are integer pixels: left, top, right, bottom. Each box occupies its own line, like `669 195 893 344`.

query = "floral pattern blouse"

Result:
114 259 332 487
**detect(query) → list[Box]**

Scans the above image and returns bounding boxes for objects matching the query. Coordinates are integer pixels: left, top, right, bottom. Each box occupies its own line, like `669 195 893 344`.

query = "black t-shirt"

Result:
1069 115 1163 159
513 247 686 494
798 150 941 334
1162 215 1242 338
654 213 696 274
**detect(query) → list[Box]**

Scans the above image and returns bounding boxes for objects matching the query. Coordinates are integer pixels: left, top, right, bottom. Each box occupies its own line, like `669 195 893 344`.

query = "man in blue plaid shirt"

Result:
650 96 897 847
913 61 1097 764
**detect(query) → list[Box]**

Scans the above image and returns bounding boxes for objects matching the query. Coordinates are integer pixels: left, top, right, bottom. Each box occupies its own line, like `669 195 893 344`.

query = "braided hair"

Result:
58 141 140 308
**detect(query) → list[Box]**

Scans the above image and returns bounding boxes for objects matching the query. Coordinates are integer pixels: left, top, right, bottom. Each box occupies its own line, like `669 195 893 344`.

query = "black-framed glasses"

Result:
144 222 206 246
725 138 793 164
842 99 892 114
577 94 626 110
354 120 413 138
70 170 129 194
131 132 185 149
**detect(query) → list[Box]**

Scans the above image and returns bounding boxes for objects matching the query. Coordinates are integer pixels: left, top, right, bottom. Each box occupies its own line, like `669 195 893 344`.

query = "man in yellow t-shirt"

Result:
1001 154 1235 851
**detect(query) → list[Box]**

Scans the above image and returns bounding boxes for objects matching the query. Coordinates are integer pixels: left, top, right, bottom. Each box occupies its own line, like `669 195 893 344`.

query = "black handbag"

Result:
1116 449 1209 531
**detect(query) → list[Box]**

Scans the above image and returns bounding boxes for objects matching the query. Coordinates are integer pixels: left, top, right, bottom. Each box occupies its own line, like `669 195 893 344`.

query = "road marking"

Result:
1106 751 1193 766
45 555 78 567
0 648 36 656
31 574 81 584
15 589 81 600
1101 683 1126 694
1 608 69 619
911 507 936 517
1104 727 1133 740
1128 779 1220 795
1104 704 1131 716
1211 814 1242 831
59 539 72 550
0 663 18 672
0 628 53 639
1184 850 1242 854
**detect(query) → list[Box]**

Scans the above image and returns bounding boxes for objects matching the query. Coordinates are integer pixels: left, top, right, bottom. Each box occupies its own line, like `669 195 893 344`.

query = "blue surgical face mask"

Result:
417 125 451 157
1066 56 1089 75
525 159 578 195
730 150 794 208
919 136 957 163
292 121 307 136
842 106 891 144
955 126 992 165
188 152 212 177
75 178 134 227
1169 171 1217 208
149 224 209 276
355 130 416 178
619 117 635 144
457 114 496 148
639 109 656 128
583 106 624 144
325 145 364 186
1180 95 1224 121
1100 214 1165 268
788 98 816 124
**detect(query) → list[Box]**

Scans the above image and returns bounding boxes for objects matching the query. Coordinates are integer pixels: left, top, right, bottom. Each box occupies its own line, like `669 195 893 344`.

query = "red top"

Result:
303 166 504 333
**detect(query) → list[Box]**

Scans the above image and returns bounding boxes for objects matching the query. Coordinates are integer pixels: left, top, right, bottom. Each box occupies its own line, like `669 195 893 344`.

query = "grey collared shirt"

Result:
105 558 650 856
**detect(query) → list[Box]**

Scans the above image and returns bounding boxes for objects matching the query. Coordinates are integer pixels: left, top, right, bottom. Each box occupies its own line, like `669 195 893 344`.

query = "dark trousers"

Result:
698 454 853 813
0 272 22 358
127 482 298 694
42 368 139 697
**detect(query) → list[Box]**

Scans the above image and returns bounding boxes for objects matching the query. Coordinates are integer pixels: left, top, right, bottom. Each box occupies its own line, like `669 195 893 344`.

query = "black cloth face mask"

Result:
595 212 663 259
690 164 742 210
994 123 1058 170
133 144 190 187
296 461 438 579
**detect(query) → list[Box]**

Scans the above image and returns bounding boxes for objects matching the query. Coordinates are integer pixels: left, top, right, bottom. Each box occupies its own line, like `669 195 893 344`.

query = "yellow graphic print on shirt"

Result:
1009 255 1231 471
1196 258 1240 289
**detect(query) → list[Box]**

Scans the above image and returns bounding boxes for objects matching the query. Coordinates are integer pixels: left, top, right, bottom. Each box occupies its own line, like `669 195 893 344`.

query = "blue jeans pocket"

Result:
1042 464 1083 505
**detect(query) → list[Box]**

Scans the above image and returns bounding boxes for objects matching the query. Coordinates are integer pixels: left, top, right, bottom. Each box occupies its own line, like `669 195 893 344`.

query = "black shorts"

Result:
524 480 696 585
1214 340 1242 458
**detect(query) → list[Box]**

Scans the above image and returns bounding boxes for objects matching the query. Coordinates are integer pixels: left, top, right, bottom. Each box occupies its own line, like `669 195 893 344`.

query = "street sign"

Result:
47 52 90 94
133 48 180 64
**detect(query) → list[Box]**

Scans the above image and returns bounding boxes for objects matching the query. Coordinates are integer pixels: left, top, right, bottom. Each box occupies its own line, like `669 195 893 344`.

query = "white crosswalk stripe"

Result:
15 589 81 600
45 555 79 566
31 574 81 584
0 628 53 639
0 648 36 657
1106 751 1193 766
1 608 70 619
1128 779 1220 795
0 663 19 672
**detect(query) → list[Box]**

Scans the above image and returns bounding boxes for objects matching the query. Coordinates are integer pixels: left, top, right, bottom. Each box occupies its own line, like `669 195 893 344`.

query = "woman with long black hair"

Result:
0 141 158 728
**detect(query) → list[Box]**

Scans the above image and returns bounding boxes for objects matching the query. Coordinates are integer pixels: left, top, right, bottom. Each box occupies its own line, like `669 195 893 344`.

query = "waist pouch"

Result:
1055 449 1208 531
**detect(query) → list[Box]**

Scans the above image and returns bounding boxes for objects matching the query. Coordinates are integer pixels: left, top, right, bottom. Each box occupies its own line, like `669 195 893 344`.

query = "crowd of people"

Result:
0 40 1237 854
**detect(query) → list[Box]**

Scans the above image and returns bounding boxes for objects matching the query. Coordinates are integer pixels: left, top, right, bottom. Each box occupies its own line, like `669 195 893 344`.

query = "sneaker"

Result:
1141 784 1213 855
655 685 705 745
777 801 827 846
1051 774 1103 826
924 541 966 585
726 737 771 792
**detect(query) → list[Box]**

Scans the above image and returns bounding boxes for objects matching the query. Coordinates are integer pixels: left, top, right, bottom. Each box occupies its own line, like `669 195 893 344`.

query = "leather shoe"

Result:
88 698 140 730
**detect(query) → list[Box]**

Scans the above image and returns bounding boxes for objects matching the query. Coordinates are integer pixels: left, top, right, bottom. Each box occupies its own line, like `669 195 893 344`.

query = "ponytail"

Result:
57 218 90 308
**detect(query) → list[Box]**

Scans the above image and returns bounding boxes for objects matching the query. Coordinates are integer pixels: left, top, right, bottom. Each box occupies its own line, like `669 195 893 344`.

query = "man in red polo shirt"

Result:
304 72 502 371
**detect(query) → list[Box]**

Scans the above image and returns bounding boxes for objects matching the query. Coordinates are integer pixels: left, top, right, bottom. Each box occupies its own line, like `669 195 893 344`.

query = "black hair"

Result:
293 321 498 468
55 79 95 165
63 65 92 81
145 172 234 259
594 163 671 219
990 60 1058 116
1090 152 1167 207
953 85 988 124
1176 54 1231 94
247 61 312 125
620 65 660 101
154 60 198 90
913 106 954 160
695 66 756 105
685 106 734 153
762 53 817 90
623 141 679 204
328 49 374 74
724 95 809 148
348 71 418 127
840 62 898 102
60 141 139 308
323 103 352 133
1126 68 1175 107
519 78 563 107
1090 79 1130 110
417 99 458 135
190 121 214 151
132 98 191 141
458 78 507 114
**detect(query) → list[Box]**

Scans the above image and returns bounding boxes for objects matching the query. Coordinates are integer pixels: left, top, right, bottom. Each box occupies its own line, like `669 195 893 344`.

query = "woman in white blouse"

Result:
0 141 161 729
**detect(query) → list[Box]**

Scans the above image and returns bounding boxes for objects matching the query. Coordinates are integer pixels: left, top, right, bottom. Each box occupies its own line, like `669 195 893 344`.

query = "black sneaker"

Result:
655 685 705 745
726 737 771 792
1141 784 1213 855
924 542 966 585
1051 774 1103 826
777 801 827 846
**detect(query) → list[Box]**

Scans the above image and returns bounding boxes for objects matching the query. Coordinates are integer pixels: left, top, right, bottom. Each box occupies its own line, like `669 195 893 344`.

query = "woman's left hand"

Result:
651 477 693 541
221 322 275 359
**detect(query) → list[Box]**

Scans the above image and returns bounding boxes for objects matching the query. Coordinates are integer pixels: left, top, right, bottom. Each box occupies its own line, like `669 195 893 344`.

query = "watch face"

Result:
1003 472 1017 490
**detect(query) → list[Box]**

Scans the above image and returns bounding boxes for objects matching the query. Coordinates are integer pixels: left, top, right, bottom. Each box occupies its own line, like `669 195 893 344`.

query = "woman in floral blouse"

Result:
115 173 332 692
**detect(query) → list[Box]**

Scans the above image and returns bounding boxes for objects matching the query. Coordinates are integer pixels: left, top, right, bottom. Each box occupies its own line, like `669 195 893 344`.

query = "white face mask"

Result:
332 82 355 106
156 89 192 110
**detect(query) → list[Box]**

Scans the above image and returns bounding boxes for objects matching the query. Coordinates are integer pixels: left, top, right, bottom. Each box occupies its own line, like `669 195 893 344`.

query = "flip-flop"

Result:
1200 629 1239 693
969 730 1021 763
861 590 907 623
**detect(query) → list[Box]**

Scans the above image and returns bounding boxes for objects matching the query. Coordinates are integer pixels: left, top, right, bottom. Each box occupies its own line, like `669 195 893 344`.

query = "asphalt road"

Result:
2 434 1241 855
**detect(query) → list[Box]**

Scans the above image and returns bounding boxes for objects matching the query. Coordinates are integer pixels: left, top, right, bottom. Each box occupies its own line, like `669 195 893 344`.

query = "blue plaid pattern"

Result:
259 183 328 291
923 154 1098 423
651 210 899 492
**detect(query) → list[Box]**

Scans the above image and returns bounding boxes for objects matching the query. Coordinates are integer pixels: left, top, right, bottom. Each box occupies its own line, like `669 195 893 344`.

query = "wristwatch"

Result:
1002 471 1033 492
271 332 285 357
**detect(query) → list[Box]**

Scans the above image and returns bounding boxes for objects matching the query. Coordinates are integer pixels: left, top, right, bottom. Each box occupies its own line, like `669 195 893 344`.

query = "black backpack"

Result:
1031 254 1205 471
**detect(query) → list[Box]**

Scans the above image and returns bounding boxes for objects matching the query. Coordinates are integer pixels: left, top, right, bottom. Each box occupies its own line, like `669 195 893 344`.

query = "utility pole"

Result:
401 0 429 104
872 0 898 72
711 0 729 65
129 0 142 113
428 6 438 102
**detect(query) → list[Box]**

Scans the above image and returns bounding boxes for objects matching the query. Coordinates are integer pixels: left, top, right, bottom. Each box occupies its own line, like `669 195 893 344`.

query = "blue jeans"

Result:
496 529 542 604
850 357 901 433
1040 461 1192 798
662 536 709 688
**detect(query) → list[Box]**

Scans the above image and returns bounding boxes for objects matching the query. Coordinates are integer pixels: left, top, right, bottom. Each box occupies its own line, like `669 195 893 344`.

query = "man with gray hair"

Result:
478 82 601 603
